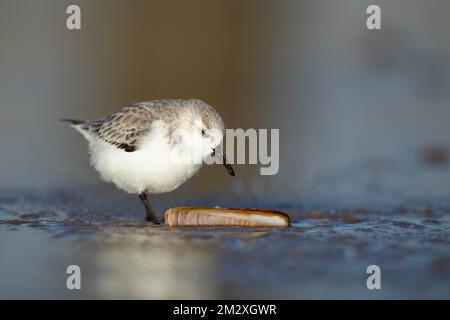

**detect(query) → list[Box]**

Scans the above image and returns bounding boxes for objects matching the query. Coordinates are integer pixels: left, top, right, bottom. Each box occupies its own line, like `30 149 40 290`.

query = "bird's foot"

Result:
145 213 161 225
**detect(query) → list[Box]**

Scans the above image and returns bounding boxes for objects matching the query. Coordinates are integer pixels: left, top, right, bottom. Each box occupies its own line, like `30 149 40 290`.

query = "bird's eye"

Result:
201 129 206 136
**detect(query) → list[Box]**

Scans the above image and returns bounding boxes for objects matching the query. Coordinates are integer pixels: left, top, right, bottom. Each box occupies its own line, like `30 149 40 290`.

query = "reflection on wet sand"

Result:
92 230 220 299
1 151 450 299
1 196 449 299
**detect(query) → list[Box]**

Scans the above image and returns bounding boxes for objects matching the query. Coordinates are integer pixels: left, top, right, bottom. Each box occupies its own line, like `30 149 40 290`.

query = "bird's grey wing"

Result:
87 105 155 152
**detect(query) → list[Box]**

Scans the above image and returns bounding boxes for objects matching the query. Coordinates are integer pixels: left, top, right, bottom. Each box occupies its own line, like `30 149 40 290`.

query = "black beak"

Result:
222 154 235 176
212 147 235 176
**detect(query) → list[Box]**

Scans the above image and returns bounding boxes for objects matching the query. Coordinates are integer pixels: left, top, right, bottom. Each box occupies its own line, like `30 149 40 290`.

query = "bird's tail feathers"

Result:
60 119 85 126
60 118 96 141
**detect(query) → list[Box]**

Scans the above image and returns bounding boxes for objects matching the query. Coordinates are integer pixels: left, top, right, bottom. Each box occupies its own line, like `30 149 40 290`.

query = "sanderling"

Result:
61 99 235 224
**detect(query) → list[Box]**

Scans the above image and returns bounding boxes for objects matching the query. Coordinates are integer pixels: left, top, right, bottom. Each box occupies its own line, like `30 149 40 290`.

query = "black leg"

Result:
138 192 160 224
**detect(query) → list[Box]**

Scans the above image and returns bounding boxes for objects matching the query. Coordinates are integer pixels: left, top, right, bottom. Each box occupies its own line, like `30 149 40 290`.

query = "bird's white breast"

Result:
87 121 203 194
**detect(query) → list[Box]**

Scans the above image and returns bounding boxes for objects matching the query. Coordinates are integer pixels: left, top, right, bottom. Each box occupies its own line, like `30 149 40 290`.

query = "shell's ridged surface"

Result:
164 207 290 227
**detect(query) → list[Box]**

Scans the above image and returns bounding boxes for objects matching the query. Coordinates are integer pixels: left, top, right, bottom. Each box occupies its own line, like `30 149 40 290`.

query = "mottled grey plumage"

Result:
68 99 225 152
61 98 234 224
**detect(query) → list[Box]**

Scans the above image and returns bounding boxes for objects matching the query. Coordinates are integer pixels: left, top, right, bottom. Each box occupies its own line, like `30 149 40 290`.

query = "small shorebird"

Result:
61 99 235 224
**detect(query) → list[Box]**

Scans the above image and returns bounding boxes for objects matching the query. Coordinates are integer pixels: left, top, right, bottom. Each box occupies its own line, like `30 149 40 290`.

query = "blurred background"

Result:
2 0 450 206
1 0 450 299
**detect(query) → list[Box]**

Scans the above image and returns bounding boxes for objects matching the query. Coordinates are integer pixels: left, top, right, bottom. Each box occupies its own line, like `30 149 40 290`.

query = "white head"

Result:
173 99 235 176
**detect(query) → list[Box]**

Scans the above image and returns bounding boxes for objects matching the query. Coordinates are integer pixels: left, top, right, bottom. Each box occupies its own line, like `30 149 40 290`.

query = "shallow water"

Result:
0 188 449 299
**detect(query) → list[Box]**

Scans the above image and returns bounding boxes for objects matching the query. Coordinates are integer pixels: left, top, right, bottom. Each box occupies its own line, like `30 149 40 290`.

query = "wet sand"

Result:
0 188 449 299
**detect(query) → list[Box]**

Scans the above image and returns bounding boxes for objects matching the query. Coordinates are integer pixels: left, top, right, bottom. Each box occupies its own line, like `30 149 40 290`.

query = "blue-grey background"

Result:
0 0 449 299
1 0 450 205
